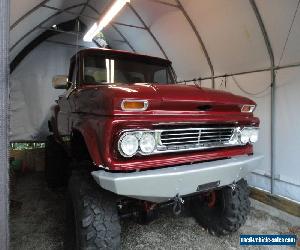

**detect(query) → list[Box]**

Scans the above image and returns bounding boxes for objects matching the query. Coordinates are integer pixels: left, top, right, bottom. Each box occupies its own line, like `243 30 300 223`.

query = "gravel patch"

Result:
10 173 298 250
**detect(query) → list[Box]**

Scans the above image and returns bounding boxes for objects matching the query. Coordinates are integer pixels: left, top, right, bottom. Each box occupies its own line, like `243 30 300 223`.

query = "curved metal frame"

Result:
42 4 97 21
112 24 136 52
250 0 276 194
10 3 86 52
78 0 91 18
176 0 215 88
10 0 52 30
128 3 169 60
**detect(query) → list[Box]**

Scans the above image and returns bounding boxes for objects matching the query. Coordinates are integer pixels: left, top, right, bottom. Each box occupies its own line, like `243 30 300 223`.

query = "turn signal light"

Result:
241 105 256 113
121 100 148 111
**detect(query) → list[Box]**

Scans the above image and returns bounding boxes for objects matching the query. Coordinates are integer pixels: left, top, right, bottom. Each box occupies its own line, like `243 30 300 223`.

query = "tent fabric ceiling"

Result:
9 0 300 79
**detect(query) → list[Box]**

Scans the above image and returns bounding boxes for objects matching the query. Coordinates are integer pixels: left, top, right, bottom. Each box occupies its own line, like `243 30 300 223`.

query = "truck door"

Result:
56 60 77 136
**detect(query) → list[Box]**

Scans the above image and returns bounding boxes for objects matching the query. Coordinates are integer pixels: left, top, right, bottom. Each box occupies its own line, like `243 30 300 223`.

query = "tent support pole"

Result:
111 24 136 52
270 71 275 194
150 0 179 8
176 0 215 88
38 27 84 36
44 40 87 48
250 0 275 194
128 4 169 60
113 22 146 30
0 0 9 248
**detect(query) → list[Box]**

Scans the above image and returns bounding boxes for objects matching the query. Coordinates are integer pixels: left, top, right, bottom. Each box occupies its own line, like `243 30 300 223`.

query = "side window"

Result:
126 72 145 82
153 69 169 83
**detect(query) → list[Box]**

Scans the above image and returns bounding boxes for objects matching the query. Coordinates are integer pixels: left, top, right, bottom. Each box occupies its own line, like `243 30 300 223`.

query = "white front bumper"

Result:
92 154 263 203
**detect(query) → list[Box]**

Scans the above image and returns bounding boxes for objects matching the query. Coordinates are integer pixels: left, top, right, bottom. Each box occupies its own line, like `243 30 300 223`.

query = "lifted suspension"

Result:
118 193 188 223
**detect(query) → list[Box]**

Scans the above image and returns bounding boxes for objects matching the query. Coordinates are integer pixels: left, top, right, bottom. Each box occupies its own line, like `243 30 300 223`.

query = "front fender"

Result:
72 118 105 167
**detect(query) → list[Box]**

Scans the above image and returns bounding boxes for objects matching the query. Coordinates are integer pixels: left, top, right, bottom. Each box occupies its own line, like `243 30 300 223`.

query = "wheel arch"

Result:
71 126 103 166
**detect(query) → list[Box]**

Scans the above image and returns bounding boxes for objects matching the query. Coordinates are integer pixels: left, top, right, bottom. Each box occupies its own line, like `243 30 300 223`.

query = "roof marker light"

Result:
83 0 130 42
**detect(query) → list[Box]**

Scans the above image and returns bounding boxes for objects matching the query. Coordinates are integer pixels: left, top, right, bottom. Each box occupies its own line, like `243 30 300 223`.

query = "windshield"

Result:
83 55 175 85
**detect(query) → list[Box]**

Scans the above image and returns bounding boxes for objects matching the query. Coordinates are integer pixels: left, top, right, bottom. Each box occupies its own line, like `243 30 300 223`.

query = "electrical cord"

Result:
231 75 271 96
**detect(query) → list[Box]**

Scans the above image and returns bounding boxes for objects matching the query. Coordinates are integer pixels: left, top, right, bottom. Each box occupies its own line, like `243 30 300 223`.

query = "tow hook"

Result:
230 182 237 191
173 194 184 216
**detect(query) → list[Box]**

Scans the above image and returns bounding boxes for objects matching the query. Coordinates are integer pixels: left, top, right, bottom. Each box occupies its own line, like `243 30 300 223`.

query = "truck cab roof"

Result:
72 48 172 66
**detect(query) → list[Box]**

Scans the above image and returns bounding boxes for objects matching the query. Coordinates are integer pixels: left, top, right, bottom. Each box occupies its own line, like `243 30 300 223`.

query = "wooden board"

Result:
250 187 300 218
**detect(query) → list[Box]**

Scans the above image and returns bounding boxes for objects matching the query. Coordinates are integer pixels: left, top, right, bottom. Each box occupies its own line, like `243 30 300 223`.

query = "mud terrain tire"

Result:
65 171 121 250
191 179 250 236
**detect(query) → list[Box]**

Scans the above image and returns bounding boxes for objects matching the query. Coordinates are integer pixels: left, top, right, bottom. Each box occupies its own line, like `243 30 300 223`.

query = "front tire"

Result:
65 171 121 250
190 179 250 236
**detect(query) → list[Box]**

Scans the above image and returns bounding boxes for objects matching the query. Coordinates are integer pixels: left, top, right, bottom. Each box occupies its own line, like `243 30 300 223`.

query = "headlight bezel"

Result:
118 132 139 157
139 132 156 154
117 130 157 157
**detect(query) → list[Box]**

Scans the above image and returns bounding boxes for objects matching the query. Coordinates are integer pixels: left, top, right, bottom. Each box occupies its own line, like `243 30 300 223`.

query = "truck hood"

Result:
76 83 256 115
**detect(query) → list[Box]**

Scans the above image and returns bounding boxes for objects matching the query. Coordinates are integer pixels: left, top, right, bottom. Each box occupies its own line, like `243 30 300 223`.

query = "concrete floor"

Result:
10 173 299 250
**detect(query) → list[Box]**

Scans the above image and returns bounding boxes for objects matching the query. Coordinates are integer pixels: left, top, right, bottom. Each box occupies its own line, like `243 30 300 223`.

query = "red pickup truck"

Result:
46 48 262 249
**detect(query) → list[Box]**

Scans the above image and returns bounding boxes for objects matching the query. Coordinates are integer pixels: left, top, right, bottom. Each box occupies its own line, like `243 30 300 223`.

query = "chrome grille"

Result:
157 127 235 152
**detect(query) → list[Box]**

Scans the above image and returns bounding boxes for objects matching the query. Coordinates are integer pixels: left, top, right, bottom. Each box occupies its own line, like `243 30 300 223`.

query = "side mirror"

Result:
52 75 68 89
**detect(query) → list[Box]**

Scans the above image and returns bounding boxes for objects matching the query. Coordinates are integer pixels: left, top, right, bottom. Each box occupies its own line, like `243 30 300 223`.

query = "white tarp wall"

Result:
215 70 300 202
9 0 300 202
10 42 75 141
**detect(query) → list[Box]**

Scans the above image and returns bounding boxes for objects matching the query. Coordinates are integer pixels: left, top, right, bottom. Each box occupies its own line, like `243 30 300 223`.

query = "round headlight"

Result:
249 129 259 143
119 134 139 157
139 133 156 154
240 129 251 144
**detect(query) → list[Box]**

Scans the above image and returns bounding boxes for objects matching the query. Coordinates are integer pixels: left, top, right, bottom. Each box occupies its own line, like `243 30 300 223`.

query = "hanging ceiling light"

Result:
83 0 130 42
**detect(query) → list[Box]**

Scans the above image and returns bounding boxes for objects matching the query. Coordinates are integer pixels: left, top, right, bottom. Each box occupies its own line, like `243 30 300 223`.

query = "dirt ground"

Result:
10 173 299 250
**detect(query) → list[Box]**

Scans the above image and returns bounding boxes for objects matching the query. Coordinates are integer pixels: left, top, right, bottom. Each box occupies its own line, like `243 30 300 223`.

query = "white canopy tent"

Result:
9 0 300 205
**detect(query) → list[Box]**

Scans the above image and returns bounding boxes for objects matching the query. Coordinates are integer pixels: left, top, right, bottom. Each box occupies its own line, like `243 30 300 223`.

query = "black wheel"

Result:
190 179 250 236
45 135 69 188
65 171 121 250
